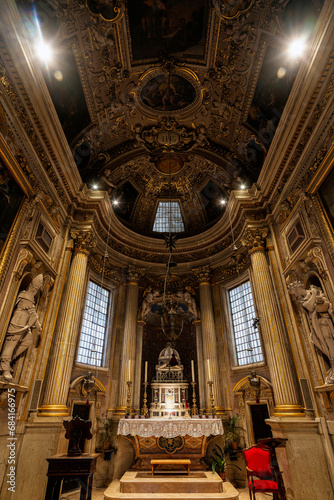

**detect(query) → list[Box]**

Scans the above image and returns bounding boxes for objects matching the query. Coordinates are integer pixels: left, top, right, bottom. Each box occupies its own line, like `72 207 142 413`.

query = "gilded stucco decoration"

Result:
212 0 254 20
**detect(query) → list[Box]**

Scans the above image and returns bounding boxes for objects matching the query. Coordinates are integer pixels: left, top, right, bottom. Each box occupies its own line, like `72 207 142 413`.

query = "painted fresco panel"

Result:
0 159 24 253
128 0 208 61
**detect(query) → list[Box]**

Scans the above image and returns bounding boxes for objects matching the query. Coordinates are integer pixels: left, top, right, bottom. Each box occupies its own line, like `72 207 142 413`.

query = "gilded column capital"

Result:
71 229 96 254
196 265 211 285
126 265 142 284
241 226 268 254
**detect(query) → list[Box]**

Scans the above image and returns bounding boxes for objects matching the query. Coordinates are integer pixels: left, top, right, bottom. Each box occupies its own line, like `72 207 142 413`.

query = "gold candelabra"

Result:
141 382 149 416
191 382 198 416
208 381 216 416
126 381 132 415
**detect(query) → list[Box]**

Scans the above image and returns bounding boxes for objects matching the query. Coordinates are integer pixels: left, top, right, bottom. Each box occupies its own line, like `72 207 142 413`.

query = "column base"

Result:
38 405 70 417
273 404 304 417
215 406 227 416
113 406 127 418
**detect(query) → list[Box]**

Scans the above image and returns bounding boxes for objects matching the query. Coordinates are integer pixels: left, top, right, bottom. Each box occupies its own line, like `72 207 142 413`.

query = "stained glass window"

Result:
229 281 263 366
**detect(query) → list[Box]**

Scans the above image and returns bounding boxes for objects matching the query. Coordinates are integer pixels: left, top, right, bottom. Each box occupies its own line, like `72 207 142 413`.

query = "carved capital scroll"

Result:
241 226 268 254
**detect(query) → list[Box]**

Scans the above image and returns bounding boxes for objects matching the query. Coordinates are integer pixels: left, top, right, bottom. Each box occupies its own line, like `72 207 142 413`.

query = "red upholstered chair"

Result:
243 446 285 500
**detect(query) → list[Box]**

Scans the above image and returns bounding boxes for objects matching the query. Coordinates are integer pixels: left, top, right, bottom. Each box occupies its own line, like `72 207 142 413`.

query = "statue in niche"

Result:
184 286 197 319
0 274 43 381
290 283 334 385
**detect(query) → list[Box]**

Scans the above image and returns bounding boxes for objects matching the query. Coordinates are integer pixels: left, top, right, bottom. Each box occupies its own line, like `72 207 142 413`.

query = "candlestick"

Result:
208 380 216 415
128 359 131 382
191 381 198 416
191 360 195 383
144 361 148 383
126 380 132 415
207 358 212 381
141 382 149 416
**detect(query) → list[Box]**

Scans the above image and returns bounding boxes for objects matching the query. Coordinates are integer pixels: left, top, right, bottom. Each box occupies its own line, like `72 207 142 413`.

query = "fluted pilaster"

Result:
39 229 95 417
197 266 221 411
242 226 303 417
115 266 140 415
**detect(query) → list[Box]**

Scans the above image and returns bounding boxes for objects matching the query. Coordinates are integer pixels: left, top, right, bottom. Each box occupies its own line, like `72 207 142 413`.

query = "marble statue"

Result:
0 274 43 381
299 285 334 385
141 288 154 320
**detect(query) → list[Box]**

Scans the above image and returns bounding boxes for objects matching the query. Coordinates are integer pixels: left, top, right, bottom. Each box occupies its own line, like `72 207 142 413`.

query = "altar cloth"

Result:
117 418 223 439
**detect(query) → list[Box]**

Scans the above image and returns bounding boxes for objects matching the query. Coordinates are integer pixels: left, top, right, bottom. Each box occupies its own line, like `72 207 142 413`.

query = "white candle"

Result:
128 359 131 381
191 360 195 383
144 361 148 383
207 359 212 381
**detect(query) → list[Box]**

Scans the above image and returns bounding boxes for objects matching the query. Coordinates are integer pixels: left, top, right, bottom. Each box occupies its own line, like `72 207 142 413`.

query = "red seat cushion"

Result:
249 479 279 492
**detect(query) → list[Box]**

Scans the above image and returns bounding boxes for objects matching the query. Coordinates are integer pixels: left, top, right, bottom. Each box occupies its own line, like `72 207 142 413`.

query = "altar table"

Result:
117 418 223 470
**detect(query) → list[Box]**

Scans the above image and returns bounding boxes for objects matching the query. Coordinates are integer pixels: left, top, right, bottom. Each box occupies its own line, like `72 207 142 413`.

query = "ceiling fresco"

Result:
127 0 209 62
16 0 323 246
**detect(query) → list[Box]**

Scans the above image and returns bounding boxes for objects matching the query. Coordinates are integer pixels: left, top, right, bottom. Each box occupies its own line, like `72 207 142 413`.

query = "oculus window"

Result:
77 281 111 366
229 281 263 366
153 201 185 232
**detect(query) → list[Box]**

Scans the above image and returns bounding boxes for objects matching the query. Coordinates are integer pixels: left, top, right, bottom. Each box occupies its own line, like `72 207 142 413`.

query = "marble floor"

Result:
60 486 272 499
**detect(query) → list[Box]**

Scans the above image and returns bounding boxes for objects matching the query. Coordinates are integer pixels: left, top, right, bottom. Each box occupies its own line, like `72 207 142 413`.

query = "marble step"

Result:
104 475 239 500
120 471 223 494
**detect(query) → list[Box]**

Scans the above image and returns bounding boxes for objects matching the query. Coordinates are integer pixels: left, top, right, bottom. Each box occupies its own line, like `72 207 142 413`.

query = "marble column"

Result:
39 229 96 417
115 267 140 416
242 226 303 417
197 266 221 411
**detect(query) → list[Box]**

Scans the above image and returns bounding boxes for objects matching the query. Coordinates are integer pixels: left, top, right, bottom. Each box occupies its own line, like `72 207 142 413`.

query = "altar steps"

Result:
104 471 239 500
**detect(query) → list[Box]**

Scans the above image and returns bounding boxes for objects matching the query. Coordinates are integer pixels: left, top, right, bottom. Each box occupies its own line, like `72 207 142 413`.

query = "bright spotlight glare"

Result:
36 40 52 63
92 184 98 190
241 184 246 190
288 37 307 59
220 199 226 205
113 200 119 205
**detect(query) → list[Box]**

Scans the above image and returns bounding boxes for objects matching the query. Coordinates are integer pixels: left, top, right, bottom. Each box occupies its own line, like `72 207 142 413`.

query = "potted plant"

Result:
96 417 116 452
222 415 245 450
210 445 241 481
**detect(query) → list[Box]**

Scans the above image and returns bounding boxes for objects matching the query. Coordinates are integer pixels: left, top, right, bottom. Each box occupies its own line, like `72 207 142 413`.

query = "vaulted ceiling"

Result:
13 0 322 270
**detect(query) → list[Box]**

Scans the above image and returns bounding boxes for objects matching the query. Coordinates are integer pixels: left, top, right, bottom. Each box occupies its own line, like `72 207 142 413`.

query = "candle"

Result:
207 359 212 381
191 360 195 383
145 361 148 383
128 359 131 381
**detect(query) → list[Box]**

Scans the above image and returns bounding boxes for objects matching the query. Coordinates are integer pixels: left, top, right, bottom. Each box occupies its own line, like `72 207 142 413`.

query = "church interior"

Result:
0 0 334 498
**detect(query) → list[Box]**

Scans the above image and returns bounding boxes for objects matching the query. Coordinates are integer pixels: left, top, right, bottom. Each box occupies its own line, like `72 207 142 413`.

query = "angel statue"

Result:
0 274 43 381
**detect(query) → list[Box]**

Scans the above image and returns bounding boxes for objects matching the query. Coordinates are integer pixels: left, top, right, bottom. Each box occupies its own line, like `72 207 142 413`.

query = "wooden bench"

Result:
150 459 191 477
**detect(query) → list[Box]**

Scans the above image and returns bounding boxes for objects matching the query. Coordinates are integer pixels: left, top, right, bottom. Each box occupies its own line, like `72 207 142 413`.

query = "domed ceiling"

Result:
17 0 322 249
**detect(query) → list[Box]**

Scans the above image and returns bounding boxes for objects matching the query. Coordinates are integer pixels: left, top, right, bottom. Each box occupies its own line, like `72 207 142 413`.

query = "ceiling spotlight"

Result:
112 200 119 205
54 70 63 82
241 184 246 190
277 67 287 79
288 36 307 60
220 199 226 205
92 184 98 190
36 40 52 64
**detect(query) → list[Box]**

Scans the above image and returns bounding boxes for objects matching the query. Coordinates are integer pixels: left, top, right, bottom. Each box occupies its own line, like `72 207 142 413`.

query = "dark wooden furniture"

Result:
44 453 99 500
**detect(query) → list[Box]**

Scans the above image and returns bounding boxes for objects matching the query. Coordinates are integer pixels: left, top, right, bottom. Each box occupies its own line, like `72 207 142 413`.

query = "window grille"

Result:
77 281 110 366
153 201 185 232
228 281 263 366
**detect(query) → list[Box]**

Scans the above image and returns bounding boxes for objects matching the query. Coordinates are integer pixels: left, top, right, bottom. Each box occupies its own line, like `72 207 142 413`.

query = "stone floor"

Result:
60 486 272 499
